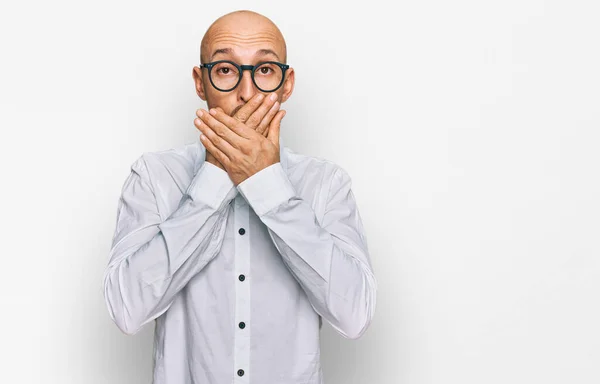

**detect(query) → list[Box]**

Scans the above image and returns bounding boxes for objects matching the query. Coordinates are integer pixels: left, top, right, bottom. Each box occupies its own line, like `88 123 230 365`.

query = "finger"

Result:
205 107 258 141
256 100 280 136
198 108 248 147
197 106 225 119
233 93 265 123
194 113 238 158
245 93 278 130
266 110 286 144
199 133 230 169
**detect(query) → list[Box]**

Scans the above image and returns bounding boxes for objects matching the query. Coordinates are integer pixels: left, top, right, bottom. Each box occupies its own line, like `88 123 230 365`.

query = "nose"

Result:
238 69 258 103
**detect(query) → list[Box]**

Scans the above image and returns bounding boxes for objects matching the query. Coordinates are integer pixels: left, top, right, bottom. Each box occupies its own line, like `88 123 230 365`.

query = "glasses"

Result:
199 60 290 92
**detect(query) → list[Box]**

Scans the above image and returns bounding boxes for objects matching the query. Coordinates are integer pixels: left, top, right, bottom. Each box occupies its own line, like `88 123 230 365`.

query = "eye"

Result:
213 62 238 76
255 63 278 76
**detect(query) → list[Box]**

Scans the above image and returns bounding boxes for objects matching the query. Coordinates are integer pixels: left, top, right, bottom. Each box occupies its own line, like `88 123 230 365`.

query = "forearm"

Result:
265 213 376 339
237 163 377 339
103 158 237 335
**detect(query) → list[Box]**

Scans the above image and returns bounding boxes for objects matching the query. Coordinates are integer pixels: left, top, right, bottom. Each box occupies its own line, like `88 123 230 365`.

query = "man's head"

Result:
192 10 295 117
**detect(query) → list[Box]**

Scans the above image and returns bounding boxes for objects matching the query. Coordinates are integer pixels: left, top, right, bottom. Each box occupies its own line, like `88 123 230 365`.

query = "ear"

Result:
192 66 207 101
279 67 295 103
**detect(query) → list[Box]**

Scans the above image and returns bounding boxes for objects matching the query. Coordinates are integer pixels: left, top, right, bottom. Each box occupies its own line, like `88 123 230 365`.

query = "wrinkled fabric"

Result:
102 135 377 384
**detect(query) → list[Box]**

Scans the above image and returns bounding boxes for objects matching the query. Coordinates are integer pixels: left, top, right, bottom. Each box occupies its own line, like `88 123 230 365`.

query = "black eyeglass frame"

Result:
199 60 290 92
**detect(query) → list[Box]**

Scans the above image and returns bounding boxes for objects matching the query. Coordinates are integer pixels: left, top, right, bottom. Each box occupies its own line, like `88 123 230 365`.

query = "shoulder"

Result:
130 140 202 191
283 146 352 191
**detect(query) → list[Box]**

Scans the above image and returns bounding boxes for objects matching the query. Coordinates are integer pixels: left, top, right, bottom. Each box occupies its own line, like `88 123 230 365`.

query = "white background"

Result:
1 0 599 383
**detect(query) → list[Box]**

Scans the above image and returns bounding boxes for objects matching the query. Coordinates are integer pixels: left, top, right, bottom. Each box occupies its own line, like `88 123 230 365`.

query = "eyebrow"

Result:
210 47 281 62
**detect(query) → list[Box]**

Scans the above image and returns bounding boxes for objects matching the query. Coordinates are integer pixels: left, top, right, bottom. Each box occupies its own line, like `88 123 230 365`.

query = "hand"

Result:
224 92 282 136
194 99 286 186
195 93 281 170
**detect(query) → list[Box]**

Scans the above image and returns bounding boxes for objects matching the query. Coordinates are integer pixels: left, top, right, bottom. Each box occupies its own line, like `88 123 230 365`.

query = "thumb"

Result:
267 110 286 144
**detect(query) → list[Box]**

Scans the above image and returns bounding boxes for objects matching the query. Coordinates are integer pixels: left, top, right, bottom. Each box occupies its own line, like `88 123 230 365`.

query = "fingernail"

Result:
197 110 202 117
270 93 277 101
257 94 264 101
209 108 216 115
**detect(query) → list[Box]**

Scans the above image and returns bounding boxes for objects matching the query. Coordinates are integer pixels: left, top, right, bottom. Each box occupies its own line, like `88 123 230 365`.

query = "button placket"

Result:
233 196 250 383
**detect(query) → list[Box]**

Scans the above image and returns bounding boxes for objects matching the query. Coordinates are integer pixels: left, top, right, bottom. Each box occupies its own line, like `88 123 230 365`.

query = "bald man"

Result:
103 10 376 384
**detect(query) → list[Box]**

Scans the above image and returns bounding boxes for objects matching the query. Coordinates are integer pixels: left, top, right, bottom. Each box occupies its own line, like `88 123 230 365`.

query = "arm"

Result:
236 163 377 339
102 155 237 335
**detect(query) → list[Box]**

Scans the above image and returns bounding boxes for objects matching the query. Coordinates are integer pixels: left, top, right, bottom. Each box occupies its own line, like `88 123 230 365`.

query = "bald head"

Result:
200 10 287 64
192 10 295 113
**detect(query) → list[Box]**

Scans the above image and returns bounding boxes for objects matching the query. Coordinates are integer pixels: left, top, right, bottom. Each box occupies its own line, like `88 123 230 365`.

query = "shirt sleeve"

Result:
236 162 377 339
102 156 238 335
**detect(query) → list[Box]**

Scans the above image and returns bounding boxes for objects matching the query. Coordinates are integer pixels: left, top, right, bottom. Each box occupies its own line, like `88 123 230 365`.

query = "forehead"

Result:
204 25 285 62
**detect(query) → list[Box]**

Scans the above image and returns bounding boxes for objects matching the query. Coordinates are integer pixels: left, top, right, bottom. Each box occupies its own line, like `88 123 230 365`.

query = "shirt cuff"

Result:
237 162 296 216
186 161 237 210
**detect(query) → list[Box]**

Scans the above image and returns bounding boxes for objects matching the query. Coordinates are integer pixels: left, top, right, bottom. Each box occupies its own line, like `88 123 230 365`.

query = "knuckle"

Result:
234 120 245 132
229 153 240 164
214 127 225 137
238 145 256 156
235 113 247 123
246 117 257 128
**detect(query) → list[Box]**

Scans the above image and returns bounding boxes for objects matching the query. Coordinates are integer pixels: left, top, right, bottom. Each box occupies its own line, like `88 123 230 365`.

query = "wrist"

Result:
206 153 226 171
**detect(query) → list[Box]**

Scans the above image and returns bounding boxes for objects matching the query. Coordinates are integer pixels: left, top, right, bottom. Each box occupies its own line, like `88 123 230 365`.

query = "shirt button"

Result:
239 321 245 329
237 369 245 376
238 274 245 282
238 228 245 235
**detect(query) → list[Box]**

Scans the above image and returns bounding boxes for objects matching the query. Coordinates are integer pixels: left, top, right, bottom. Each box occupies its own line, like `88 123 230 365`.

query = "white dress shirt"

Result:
102 135 377 384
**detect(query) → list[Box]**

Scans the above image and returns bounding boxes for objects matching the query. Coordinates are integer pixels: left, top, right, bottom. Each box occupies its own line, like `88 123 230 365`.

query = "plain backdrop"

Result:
1 0 599 383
